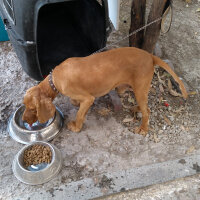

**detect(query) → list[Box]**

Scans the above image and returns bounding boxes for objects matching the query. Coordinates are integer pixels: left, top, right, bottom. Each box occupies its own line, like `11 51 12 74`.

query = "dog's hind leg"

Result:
116 84 130 96
130 82 151 136
132 105 150 118
70 99 80 107
67 95 95 132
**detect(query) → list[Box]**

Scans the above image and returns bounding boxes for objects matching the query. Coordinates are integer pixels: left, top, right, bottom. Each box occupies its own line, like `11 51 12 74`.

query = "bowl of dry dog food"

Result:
8 105 64 144
12 141 62 185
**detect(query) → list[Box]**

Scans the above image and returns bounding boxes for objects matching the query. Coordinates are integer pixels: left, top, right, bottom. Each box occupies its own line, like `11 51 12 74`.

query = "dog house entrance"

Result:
37 0 106 76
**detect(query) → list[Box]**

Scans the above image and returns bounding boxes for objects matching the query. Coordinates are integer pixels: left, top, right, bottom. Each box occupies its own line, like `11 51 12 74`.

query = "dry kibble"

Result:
23 145 52 168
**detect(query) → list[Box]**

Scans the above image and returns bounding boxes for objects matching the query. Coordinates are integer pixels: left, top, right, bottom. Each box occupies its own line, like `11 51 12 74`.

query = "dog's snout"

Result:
22 109 38 125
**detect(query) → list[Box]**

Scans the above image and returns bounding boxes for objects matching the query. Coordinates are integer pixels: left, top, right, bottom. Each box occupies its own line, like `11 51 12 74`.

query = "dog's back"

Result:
55 47 155 97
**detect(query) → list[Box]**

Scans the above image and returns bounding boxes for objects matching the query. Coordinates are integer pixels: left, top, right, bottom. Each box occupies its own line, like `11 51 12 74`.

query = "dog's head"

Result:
22 86 56 125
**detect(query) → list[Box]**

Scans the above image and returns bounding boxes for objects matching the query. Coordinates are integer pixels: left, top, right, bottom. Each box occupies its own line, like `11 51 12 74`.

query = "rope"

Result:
92 3 173 55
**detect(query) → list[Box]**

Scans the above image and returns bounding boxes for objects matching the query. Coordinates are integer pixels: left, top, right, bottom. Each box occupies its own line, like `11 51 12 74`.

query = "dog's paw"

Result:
67 121 81 132
134 126 148 136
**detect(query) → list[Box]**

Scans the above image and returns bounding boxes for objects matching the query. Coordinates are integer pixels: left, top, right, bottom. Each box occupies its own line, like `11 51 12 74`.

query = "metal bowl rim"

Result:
12 157 62 185
12 142 62 185
8 105 64 144
12 106 58 133
16 141 56 173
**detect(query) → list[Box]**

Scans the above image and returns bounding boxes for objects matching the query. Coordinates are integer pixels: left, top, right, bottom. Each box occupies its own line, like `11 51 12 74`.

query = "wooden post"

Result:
142 0 168 53
129 0 146 48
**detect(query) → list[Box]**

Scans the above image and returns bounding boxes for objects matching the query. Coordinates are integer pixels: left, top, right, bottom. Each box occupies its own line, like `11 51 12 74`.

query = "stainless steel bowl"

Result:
8 105 64 144
12 141 62 185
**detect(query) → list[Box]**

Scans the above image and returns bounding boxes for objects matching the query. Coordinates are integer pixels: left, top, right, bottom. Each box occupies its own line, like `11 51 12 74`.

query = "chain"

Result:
92 16 163 55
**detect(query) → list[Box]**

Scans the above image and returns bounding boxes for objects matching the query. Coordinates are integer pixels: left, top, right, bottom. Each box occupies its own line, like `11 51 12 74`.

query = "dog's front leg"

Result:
67 96 95 132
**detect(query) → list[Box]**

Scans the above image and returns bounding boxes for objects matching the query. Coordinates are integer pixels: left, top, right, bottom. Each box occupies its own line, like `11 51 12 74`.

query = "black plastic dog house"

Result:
0 0 110 80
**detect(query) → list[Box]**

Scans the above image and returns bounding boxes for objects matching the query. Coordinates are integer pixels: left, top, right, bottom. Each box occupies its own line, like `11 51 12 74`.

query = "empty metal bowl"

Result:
8 105 64 144
12 141 62 185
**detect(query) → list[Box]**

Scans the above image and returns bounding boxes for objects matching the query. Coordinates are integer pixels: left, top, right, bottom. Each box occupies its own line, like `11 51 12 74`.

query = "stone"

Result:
109 90 123 111
137 112 142 118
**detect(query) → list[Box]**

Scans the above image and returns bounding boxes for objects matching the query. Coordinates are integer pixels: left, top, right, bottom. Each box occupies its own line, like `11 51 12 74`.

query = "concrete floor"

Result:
0 0 200 199
98 174 200 200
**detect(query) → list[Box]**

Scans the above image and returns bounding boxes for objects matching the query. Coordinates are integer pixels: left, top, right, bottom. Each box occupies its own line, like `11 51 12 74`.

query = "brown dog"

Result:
22 47 188 135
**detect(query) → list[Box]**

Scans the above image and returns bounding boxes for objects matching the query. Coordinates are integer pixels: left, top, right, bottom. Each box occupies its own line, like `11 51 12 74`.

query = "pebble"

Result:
150 121 155 125
183 121 188 126
137 113 142 118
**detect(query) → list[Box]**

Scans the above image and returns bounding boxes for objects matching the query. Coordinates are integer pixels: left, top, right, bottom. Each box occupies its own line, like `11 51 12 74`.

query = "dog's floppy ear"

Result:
36 97 56 124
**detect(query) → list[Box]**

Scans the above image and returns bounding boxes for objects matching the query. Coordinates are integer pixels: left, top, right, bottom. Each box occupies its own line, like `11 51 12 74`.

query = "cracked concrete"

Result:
98 174 200 200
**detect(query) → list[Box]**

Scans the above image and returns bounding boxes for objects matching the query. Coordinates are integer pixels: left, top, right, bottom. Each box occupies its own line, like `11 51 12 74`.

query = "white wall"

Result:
107 0 120 30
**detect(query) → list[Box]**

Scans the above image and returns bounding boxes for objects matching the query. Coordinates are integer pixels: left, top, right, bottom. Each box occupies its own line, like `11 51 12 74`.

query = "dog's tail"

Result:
152 55 188 99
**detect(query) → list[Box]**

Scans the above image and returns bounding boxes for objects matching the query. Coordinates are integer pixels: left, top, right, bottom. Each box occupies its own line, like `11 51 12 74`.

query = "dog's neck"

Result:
48 72 59 94
38 76 58 100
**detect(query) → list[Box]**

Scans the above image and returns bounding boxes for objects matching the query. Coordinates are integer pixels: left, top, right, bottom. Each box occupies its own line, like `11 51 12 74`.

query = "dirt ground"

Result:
0 0 200 199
